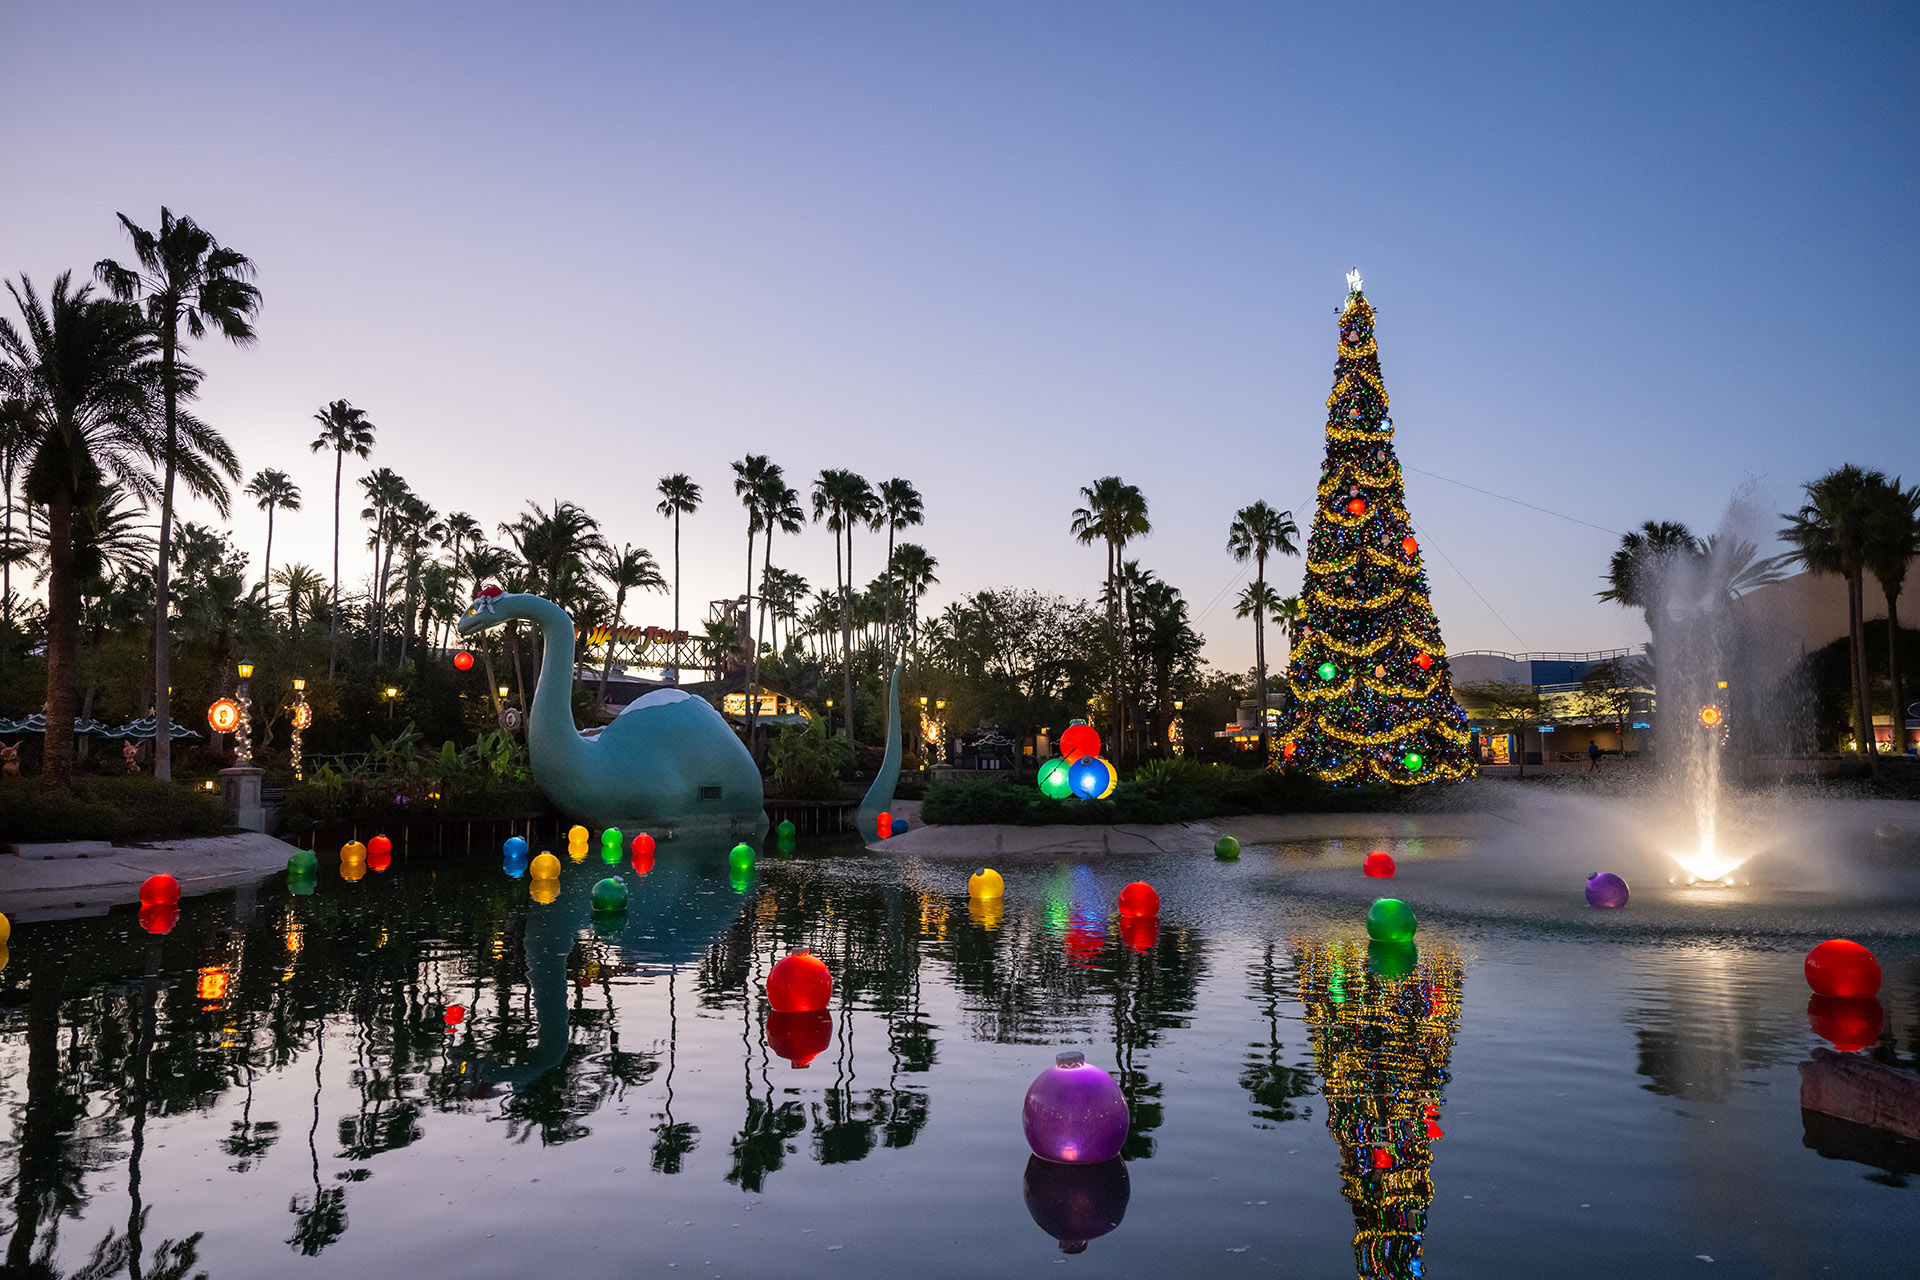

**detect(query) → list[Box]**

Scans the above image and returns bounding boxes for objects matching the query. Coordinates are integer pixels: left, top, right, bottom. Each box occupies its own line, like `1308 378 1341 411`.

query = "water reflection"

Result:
1297 939 1463 1280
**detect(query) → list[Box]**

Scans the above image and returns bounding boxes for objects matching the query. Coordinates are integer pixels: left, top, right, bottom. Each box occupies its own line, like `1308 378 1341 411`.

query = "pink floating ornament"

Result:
767 948 833 1013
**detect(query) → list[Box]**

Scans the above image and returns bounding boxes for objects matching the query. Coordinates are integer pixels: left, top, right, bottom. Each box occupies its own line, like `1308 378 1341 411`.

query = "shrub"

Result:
768 719 856 799
0 775 227 844
280 723 548 829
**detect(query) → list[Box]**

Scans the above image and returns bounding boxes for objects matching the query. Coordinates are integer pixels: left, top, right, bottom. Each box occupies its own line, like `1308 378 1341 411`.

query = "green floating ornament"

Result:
1366 897 1418 944
590 877 628 912
287 849 318 877
1038 757 1074 800
776 819 797 839
730 841 756 867
288 871 317 897
600 828 624 863
1214 835 1241 861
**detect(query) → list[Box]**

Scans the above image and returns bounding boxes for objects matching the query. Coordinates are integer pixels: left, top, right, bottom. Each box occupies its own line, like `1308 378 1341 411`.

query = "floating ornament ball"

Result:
590 877 629 912
1363 852 1396 878
767 1009 833 1068
774 821 795 841
139 874 181 908
730 863 754 894
895 817 909 834
453 650 475 671
1039 757 1075 799
1059 723 1101 762
444 1004 465 1028
767 948 833 1013
504 835 529 860
341 860 367 883
568 825 588 846
970 867 1005 900
730 842 756 868
1808 995 1884 1052
1367 939 1418 979
600 838 623 865
1023 1052 1129 1165
1068 756 1116 800
1585 872 1629 909
0 911 9 945
138 903 180 935
287 849 319 877
529 878 561 905
1806 939 1881 998
1024 1154 1131 1255
340 840 366 862
631 843 655 875
529 851 561 879
369 847 392 872
1214 835 1240 861
368 834 392 857
1116 881 1159 919
1366 897 1418 944
877 812 893 838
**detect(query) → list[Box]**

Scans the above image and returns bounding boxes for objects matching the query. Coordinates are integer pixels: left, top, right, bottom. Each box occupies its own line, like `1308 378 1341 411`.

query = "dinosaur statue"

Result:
855 661 903 843
456 591 765 837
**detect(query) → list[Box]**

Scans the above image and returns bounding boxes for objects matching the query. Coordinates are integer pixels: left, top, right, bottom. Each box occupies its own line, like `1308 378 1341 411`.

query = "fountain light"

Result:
1671 842 1750 884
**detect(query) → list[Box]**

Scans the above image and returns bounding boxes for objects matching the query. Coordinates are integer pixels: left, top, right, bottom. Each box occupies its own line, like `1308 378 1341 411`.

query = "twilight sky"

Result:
5 1 1915 675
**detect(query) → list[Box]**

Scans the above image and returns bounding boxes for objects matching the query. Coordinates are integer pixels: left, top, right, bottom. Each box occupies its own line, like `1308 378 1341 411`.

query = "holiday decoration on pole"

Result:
1274 272 1474 784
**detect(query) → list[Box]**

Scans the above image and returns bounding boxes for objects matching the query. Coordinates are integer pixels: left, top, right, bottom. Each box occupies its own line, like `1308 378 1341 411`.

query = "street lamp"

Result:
385 686 399 721
825 698 834 735
290 678 311 781
498 685 510 699
234 662 255 766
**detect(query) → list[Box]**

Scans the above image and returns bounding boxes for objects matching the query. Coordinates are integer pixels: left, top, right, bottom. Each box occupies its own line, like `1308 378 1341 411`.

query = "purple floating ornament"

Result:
1023 1051 1129 1164
1586 872 1629 909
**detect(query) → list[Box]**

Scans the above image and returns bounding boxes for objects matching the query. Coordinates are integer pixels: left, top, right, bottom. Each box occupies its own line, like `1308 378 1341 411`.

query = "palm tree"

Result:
876 478 923 661
357 467 411 661
656 473 702 680
1277 594 1306 652
1598 520 1701 644
1227 501 1301 762
1864 475 1920 753
731 454 773 608
1070 476 1150 757
94 209 255 782
243 468 300 617
308 400 375 677
594 544 666 709
0 395 28 656
1780 467 1885 755
749 475 804 745
1235 580 1284 746
0 274 162 791
392 493 442 665
811 469 874 740
273 562 327 634
888 542 938 652
438 511 481 650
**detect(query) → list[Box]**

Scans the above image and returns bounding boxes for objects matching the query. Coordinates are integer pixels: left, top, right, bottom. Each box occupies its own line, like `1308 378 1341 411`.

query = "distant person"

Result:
1587 739 1601 771
123 740 140 774
1 741 17 776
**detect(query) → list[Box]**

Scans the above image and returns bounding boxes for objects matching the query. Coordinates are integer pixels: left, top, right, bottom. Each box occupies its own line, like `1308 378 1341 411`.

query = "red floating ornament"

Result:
1363 852 1396 879
1059 723 1101 762
1117 881 1160 919
767 948 834 1013
1806 939 1881 998
139 874 181 907
631 832 656 875
444 1004 466 1028
368 834 392 857
1346 498 1367 516
138 903 179 935
368 848 391 872
876 812 893 838
767 1009 833 1068
1807 995 1883 1052
1415 653 1434 671
1118 914 1160 953
453 651 475 671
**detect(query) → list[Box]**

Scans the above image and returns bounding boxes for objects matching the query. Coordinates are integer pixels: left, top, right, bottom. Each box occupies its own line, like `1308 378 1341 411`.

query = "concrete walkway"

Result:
869 811 1514 859
1 832 294 923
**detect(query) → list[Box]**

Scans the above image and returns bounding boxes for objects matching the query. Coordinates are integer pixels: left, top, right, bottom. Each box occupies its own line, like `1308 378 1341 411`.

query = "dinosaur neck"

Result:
511 594 592 777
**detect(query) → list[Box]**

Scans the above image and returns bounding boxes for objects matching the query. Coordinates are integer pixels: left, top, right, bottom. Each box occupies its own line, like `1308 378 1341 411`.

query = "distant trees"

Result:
309 399 375 677
1070 477 1150 758
245 468 300 614
655 473 702 679
1227 501 1299 763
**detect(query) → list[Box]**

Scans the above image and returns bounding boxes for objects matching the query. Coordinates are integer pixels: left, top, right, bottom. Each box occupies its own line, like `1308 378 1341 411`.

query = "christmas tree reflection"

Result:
1296 939 1462 1280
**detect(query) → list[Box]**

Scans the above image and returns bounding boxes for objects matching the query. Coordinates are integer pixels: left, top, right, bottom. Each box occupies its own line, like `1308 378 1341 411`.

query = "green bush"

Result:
0 775 227 844
768 719 856 799
280 724 548 829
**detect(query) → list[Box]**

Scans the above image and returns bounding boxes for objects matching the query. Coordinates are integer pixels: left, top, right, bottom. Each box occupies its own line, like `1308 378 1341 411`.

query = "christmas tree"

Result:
1276 272 1475 783
1296 940 1464 1280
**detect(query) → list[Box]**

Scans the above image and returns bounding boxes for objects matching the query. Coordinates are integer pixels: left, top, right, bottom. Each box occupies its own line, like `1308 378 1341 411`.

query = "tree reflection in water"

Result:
0 847 1217 1268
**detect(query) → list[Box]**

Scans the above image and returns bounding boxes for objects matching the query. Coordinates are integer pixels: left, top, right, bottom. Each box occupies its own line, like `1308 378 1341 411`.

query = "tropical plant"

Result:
244 468 300 615
655 472 702 679
309 399 375 677
1863 474 1920 752
767 716 855 799
1071 477 1150 759
0 393 28 653
811 468 876 741
357 466 412 661
1598 520 1701 642
1780 467 1885 755
731 454 773 608
887 542 938 652
273 562 327 633
593 543 666 709
94 209 255 781
1227 500 1300 761
876 477 923 661
749 474 804 744
0 273 163 790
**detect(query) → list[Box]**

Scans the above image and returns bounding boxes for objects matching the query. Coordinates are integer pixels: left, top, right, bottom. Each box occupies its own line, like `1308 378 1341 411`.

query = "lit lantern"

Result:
1807 995 1884 1052
767 948 833 1012
767 1009 833 1068
529 851 561 879
1366 897 1417 943
1059 723 1101 762
368 847 391 872
1805 939 1881 998
504 835 529 860
1118 915 1159 953
1317 662 1338 681
1346 498 1367 516
453 651 475 671
1024 1153 1131 1255
1023 1052 1129 1164
138 903 180 935
1401 536 1418 557
529 878 561 905
444 1004 465 1028
286 849 318 877
368 834 392 858
1116 881 1159 918
139 874 181 907
877 812 893 838
340 840 365 862
1368 939 1418 978
1363 852 1396 878
1698 704 1722 727
1402 751 1424 772
1585 872 1629 908
969 867 1005 900
1213 836 1240 861
207 698 241 733
590 877 629 912
1038 757 1075 799
1415 653 1433 670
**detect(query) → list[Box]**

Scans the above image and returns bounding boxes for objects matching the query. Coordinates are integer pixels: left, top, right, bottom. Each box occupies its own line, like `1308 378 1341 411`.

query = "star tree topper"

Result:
1345 268 1364 296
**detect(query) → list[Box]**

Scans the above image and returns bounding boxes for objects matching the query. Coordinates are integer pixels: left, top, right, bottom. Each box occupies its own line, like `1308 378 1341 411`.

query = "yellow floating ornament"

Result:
530 851 562 879
968 867 1005 900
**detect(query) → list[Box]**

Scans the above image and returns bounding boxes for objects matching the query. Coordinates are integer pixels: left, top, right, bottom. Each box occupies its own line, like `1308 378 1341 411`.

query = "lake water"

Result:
1 836 1913 1278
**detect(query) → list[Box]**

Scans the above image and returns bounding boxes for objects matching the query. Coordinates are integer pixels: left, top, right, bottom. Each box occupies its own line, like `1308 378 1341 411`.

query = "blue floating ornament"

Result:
1067 756 1113 800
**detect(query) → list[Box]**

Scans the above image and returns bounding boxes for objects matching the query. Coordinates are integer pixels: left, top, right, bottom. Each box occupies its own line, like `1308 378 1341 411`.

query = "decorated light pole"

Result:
290 677 311 781
234 663 255 767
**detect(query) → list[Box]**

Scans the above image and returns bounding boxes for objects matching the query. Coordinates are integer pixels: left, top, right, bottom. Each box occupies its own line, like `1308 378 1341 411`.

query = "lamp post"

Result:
235 663 255 767
935 699 947 763
1172 700 1185 757
825 698 834 736
290 678 310 781
385 686 399 722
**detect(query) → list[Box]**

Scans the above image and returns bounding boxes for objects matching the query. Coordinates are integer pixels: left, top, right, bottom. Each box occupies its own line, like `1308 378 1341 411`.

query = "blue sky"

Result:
5 1 1914 673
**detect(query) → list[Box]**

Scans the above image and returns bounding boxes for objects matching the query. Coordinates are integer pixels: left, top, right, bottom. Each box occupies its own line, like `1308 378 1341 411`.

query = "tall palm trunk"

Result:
1887 586 1908 753
882 521 896 663
262 504 277 616
1255 549 1269 762
841 522 856 742
670 511 683 681
832 519 850 739
328 450 342 678
1848 572 1876 756
151 334 179 780
42 492 78 791
1106 538 1120 758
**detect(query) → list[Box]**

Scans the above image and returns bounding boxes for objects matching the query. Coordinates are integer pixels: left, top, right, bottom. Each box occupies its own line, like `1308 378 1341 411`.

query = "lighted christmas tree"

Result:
1296 940 1464 1280
1276 272 1474 783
